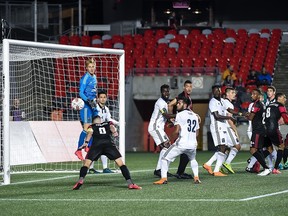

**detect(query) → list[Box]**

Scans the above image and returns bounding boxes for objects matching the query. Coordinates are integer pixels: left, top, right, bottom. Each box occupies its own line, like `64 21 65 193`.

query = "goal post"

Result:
0 39 125 185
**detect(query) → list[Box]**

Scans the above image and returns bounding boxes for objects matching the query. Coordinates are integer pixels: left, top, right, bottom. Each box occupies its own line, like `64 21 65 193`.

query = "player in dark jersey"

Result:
245 89 271 176
167 80 194 179
73 116 141 190
265 93 288 174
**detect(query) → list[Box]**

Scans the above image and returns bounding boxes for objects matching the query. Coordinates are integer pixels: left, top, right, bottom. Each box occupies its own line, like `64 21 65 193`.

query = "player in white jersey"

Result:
148 84 173 177
222 87 242 174
87 90 119 174
203 85 235 176
154 97 201 184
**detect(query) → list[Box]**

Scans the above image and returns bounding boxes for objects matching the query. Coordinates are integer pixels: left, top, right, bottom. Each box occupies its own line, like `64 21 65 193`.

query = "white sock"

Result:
156 148 167 170
266 154 274 170
101 155 108 169
161 159 169 178
190 159 199 177
225 147 238 164
247 156 257 168
214 151 226 172
89 161 95 169
271 149 277 162
206 152 217 166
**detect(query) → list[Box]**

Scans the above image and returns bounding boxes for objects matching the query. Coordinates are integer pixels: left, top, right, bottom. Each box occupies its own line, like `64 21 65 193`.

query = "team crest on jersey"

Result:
222 138 225 143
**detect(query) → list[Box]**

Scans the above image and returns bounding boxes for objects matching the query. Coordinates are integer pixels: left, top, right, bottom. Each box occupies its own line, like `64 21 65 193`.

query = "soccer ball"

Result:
71 98 84 110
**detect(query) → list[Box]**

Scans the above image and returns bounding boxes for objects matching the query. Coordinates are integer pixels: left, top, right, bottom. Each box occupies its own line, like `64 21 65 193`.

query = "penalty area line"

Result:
239 189 288 201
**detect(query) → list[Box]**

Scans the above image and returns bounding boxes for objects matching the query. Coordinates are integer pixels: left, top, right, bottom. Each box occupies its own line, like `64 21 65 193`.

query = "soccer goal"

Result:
0 39 125 185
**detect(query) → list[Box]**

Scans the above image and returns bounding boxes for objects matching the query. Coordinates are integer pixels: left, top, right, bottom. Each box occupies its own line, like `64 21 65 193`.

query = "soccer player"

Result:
73 116 141 190
264 93 288 174
245 89 271 176
203 85 235 176
87 90 119 174
167 80 196 179
74 58 98 161
222 87 242 174
148 84 173 177
265 85 277 167
153 97 201 185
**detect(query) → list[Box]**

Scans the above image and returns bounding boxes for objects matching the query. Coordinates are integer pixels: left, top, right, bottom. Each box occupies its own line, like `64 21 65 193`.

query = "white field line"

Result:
1 161 287 202
1 162 247 186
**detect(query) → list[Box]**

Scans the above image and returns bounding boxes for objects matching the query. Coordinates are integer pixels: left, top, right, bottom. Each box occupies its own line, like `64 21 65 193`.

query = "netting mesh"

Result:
0 42 122 181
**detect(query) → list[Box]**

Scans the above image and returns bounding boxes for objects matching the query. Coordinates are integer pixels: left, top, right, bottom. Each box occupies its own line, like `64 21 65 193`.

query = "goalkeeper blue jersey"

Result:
79 72 97 101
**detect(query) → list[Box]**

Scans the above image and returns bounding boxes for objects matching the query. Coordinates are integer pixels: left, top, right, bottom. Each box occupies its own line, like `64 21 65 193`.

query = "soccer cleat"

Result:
220 167 228 174
213 172 227 177
252 161 261 173
222 162 235 174
278 163 284 170
84 146 90 152
272 168 281 174
88 168 101 174
167 172 174 177
154 169 161 177
174 173 193 179
194 176 201 184
154 169 173 178
284 161 288 169
74 150 84 160
245 167 255 173
128 184 142 190
153 178 168 185
73 179 83 190
103 168 114 173
203 163 213 175
257 168 271 176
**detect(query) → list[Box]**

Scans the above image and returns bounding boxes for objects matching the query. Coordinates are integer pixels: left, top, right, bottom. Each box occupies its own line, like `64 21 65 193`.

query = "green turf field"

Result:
0 151 287 216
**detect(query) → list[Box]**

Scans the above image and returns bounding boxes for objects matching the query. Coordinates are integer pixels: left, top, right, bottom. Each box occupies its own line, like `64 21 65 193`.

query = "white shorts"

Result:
148 128 169 146
226 127 240 147
163 145 196 162
210 124 228 146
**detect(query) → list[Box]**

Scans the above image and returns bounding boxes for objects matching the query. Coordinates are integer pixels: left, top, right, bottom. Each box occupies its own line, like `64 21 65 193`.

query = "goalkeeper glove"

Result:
87 98 97 108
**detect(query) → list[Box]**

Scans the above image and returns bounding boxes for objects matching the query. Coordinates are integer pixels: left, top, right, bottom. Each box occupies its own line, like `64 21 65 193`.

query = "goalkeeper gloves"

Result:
87 98 97 108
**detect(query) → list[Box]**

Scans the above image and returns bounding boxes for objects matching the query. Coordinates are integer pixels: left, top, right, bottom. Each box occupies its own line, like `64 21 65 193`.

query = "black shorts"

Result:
266 129 283 146
86 143 122 161
250 132 265 149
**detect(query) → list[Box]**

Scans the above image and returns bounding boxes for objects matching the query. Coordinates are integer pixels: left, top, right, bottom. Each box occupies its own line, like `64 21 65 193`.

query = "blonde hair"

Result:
85 58 96 67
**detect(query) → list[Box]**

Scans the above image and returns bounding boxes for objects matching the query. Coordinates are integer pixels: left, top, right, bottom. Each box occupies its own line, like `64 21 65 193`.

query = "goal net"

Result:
0 39 125 185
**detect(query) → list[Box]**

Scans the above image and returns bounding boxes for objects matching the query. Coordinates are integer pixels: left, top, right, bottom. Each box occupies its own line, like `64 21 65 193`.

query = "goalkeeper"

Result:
74 58 99 161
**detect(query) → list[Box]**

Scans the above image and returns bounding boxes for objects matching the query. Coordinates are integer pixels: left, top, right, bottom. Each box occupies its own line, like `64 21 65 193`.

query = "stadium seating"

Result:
58 28 282 78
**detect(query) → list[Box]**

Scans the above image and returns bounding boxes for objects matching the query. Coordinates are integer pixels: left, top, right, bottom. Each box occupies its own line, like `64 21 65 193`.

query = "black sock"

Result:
274 149 283 169
176 154 189 175
263 149 270 158
253 151 269 169
80 166 88 178
283 148 288 164
120 165 132 181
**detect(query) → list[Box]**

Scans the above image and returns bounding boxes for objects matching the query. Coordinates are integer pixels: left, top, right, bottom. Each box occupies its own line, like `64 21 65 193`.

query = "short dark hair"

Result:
212 85 221 90
98 89 107 96
178 96 191 107
184 80 192 86
160 84 170 92
275 92 285 100
92 115 101 121
252 88 261 94
267 85 276 92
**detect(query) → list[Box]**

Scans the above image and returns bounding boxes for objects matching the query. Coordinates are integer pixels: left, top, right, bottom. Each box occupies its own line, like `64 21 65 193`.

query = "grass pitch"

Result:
0 151 288 216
